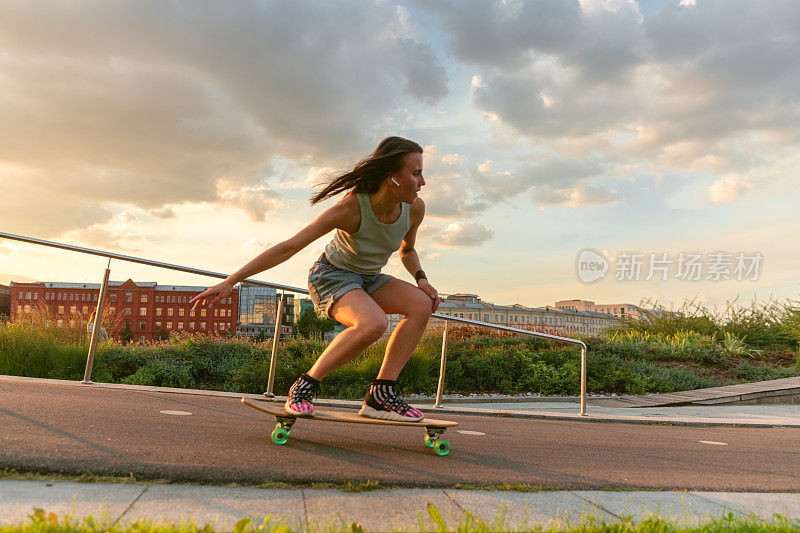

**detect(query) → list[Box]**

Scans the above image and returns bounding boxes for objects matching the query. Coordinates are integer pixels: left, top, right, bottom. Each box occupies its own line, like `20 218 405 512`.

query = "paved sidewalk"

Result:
1 480 799 531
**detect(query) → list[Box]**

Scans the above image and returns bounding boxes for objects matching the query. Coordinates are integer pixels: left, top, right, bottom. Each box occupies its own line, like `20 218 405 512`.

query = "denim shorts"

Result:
308 254 394 318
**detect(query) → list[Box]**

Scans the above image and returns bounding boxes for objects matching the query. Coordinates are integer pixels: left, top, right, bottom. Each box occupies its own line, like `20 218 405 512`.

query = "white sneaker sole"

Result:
358 404 423 422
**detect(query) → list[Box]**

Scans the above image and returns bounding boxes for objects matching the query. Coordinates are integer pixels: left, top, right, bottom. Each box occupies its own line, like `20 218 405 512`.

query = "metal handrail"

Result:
0 231 590 414
0 231 304 293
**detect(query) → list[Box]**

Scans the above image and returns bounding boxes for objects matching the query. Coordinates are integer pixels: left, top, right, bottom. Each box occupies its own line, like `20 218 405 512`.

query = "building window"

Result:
109 294 117 303
141 295 148 303
57 319 63 327
139 321 146 330
201 309 206 317
200 322 206 330
189 309 196 317
214 309 219 317
70 306 77 314
178 322 184 330
178 308 185 317
108 307 116 315
189 322 195 330
167 308 173 317
82 306 89 315
156 321 162 328
125 292 132 303
124 308 131 316
57 305 64 314
140 307 147 316
156 308 162 316
166 322 172 330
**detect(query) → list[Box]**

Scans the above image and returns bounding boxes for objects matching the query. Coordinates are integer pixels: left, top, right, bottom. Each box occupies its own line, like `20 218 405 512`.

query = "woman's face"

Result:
393 152 424 203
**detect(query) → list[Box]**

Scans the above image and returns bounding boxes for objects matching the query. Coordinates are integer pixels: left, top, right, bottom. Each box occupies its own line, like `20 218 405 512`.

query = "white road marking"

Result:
159 410 193 416
699 440 728 446
457 430 486 436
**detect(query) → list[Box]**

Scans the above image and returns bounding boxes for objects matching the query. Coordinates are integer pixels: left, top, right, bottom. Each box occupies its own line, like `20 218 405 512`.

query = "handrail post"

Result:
434 321 449 408
580 343 588 416
83 261 111 384
264 291 285 397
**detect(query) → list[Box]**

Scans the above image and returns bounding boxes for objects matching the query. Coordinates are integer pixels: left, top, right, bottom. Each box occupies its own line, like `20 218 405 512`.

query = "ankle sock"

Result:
367 379 397 404
300 373 320 386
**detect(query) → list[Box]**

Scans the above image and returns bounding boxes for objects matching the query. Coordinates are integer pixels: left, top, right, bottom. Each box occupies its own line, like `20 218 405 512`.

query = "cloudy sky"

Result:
1 0 798 311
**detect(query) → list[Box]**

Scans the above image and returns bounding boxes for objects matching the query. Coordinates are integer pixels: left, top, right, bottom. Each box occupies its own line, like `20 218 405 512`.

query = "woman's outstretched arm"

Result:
190 201 352 308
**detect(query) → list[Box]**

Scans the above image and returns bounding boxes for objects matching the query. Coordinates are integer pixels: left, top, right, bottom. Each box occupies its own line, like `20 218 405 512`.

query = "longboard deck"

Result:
241 398 457 428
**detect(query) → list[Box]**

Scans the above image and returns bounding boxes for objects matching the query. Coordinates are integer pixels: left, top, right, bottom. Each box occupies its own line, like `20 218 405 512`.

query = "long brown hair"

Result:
310 136 423 204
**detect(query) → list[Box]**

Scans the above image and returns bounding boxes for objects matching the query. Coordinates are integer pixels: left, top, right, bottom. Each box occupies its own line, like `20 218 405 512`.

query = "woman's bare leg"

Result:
369 278 434 380
306 289 388 380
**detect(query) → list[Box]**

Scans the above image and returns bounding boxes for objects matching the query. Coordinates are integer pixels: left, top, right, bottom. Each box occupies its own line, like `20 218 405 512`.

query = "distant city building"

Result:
9 279 239 343
293 298 315 321
555 299 643 320
428 294 619 337
553 299 595 312
236 284 293 340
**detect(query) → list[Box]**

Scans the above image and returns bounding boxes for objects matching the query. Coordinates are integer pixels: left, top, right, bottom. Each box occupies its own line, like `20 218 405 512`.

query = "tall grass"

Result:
610 297 800 353
0 307 90 379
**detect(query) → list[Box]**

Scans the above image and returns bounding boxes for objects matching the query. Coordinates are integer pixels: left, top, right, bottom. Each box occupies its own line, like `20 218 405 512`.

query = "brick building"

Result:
10 279 238 343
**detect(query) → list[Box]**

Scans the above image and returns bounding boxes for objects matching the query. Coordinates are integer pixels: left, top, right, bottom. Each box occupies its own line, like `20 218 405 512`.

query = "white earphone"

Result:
390 178 400 186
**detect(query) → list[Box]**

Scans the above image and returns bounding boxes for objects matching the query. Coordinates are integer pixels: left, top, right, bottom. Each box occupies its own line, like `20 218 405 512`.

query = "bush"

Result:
3 302 799 398
734 361 800 383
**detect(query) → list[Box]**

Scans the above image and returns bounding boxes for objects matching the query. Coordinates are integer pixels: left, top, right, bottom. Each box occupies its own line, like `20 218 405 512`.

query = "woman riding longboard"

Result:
191 137 440 422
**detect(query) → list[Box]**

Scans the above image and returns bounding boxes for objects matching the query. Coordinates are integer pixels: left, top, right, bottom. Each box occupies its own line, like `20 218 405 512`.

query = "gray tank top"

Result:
324 193 410 275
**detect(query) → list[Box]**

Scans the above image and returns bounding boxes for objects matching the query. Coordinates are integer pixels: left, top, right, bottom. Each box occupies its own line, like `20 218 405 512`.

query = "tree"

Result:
120 323 134 344
296 307 336 338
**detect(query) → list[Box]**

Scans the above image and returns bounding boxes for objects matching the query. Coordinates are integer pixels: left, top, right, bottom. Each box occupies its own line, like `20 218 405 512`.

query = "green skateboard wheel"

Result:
271 425 289 445
425 434 435 448
434 439 450 456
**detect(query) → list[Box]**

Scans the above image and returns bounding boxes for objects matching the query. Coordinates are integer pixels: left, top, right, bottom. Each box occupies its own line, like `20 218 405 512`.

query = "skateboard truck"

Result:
424 428 450 456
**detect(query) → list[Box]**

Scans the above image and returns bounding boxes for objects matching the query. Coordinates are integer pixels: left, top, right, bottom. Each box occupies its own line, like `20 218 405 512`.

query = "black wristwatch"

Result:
414 269 427 282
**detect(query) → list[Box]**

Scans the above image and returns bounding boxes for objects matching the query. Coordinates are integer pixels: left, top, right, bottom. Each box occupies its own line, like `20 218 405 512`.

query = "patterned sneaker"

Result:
284 373 320 416
358 379 423 422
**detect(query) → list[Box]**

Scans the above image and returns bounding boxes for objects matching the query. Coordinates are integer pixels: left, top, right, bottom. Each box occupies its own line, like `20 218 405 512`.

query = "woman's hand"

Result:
190 280 234 309
417 278 441 313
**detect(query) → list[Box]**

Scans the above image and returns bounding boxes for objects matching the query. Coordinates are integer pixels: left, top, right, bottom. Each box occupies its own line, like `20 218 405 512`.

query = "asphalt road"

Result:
1 378 799 491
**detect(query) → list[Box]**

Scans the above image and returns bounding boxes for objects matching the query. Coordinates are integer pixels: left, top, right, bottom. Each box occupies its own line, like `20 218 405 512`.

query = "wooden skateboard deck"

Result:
241 398 457 455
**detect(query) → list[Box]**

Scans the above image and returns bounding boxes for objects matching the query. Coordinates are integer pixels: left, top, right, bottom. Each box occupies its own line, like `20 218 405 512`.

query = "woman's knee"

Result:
354 316 388 342
408 292 433 320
